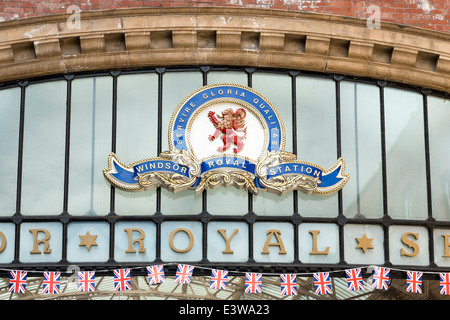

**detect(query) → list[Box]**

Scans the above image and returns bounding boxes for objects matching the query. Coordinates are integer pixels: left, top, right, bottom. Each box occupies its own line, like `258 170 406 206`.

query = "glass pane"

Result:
296 76 338 217
0 223 15 263
114 73 159 215
68 77 112 216
22 81 67 215
207 71 247 86
207 221 249 262
252 72 293 216
434 228 450 267
384 88 427 220
0 87 20 216
19 222 63 263
114 221 157 262
160 221 203 262
388 225 429 266
160 71 203 215
298 223 340 263
161 71 203 152
341 81 383 218
343 224 385 265
253 222 295 263
428 96 450 221
67 222 110 262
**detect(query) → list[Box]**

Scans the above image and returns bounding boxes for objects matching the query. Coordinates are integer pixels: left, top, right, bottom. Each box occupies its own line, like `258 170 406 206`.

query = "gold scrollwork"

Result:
194 171 259 195
123 149 201 192
138 172 197 193
258 174 319 196
256 150 297 178
160 149 200 177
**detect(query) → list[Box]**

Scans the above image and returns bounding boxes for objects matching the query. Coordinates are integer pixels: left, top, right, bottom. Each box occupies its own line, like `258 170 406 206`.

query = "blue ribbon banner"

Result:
201 157 256 176
104 153 348 195
104 155 192 191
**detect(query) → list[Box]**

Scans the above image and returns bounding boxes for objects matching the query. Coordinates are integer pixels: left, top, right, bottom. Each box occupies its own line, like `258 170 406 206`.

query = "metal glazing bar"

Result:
155 67 165 262
245 67 255 263
15 81 27 217
12 81 28 264
109 71 120 216
421 89 436 266
201 66 211 263
377 80 391 265
290 70 301 263
289 71 300 217
108 71 120 263
333 75 346 264
62 75 74 215
61 74 74 264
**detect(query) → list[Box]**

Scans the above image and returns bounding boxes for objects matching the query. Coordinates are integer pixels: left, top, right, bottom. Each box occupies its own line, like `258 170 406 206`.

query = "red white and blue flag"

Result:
42 272 60 294
313 272 332 295
9 270 27 294
280 274 297 296
146 265 165 285
210 269 228 290
345 268 364 291
175 264 194 284
372 267 390 290
114 268 131 291
406 271 423 293
245 273 262 294
440 273 450 295
78 271 96 292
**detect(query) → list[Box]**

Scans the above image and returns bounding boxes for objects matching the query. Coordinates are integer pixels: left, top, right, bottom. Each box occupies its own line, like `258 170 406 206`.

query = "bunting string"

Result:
3 264 450 296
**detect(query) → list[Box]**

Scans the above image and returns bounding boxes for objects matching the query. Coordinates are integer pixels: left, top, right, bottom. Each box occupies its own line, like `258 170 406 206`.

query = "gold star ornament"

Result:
79 231 98 251
355 234 374 253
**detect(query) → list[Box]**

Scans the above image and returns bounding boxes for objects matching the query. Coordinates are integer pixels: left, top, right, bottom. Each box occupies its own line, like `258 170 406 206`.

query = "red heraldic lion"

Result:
207 108 247 153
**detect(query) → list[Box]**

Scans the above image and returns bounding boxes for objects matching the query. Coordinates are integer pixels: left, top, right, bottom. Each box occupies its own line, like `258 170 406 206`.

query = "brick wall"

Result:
0 0 449 33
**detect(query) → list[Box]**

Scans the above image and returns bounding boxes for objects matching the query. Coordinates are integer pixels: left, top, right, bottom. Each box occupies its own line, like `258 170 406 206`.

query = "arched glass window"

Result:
0 67 449 270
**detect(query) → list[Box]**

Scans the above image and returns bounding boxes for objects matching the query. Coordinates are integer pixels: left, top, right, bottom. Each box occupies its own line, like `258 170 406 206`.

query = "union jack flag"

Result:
113 268 131 291
245 273 262 294
146 265 165 285
440 273 450 295
280 274 297 296
9 270 27 294
78 271 96 292
42 272 60 294
313 272 332 295
371 267 390 290
174 264 194 284
345 268 364 291
210 269 228 290
406 271 423 294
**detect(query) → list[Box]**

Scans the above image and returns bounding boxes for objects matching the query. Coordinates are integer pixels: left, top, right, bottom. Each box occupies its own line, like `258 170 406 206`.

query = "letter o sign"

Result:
169 228 194 253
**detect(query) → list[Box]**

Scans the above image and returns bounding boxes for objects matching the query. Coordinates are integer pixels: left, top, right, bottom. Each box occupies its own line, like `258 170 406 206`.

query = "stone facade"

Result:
0 7 449 92
0 0 449 33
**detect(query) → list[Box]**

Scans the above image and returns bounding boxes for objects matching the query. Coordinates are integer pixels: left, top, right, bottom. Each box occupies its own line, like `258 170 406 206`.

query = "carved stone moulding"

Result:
0 7 448 92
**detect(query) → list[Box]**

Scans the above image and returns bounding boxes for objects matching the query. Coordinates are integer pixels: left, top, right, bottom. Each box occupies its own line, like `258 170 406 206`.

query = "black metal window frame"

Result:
0 65 449 279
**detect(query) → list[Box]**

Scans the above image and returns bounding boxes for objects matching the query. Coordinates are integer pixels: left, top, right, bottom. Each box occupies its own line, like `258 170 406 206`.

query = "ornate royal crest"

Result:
104 84 349 195
207 108 247 154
